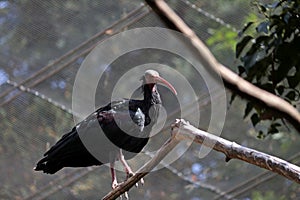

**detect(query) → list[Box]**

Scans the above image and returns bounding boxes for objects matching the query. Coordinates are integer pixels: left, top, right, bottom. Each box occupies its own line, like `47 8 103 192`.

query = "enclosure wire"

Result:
5 10 152 112
213 152 300 200
0 3 147 106
180 0 238 32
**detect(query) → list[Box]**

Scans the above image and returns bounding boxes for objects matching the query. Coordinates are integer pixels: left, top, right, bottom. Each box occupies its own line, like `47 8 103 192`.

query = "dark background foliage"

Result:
236 0 300 137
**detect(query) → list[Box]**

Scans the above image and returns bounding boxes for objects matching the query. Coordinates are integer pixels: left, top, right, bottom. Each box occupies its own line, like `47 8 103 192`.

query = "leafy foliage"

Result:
206 27 237 52
236 0 300 136
252 190 286 200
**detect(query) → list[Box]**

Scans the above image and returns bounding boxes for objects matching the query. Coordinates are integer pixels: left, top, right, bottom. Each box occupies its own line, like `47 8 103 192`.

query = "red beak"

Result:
155 76 177 95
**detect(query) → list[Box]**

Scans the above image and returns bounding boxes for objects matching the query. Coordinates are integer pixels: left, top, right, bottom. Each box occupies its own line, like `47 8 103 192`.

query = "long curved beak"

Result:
155 76 177 95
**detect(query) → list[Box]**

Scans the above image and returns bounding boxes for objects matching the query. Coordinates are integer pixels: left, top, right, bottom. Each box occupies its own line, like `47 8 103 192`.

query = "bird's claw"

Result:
140 178 144 186
127 172 134 179
124 191 129 199
118 191 129 200
134 178 144 188
111 180 119 190
125 172 144 188
135 178 145 187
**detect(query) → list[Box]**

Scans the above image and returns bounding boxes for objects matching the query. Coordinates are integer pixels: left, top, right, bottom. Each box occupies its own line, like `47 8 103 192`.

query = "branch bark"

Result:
172 119 300 184
102 119 300 199
102 135 180 200
145 0 300 132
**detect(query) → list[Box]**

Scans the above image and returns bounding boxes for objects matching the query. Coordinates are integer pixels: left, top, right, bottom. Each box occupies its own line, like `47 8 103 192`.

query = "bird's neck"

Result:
143 84 161 107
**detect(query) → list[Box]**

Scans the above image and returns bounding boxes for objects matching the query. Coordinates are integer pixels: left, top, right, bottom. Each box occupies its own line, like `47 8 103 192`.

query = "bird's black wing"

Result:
34 126 102 174
34 99 146 173
98 99 147 153
34 102 113 174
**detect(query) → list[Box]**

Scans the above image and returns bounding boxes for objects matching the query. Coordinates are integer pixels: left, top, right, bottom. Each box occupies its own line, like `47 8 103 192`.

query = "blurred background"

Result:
0 0 299 199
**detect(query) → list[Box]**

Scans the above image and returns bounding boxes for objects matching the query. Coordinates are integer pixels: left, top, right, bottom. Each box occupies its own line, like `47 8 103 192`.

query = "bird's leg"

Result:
110 162 119 189
119 149 134 178
119 149 144 186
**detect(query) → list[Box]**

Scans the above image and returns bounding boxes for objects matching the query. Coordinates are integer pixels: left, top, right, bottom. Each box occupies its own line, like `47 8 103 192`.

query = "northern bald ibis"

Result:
34 69 177 190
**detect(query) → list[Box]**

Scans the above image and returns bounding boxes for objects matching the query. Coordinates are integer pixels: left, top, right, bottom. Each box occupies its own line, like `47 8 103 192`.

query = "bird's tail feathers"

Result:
34 156 62 174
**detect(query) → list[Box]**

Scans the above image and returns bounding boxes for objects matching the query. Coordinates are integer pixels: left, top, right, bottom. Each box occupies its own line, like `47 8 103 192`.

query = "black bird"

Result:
34 69 177 189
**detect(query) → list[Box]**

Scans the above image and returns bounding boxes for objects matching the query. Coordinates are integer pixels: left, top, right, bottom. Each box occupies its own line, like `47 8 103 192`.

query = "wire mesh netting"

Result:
0 0 299 200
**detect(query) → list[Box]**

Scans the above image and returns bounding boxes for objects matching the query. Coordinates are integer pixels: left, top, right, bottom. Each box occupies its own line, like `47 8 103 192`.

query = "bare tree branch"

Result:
101 136 180 200
145 0 300 132
102 119 300 199
172 119 300 184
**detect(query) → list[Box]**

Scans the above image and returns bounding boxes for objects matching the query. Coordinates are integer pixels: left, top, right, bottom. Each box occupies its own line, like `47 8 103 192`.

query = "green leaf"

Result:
287 75 299 88
255 35 271 46
237 65 245 75
268 123 281 134
260 83 274 93
251 113 260 127
257 130 265 139
229 93 236 105
259 4 267 12
244 102 253 118
272 123 281 128
268 128 278 134
238 22 254 37
241 51 259 70
266 2 280 9
236 36 253 58
286 90 296 100
284 12 292 23
276 85 285 95
273 64 290 84
256 21 269 34
269 15 282 30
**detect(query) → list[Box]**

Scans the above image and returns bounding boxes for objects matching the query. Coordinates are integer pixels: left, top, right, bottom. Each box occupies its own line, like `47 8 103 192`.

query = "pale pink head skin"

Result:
144 70 177 95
